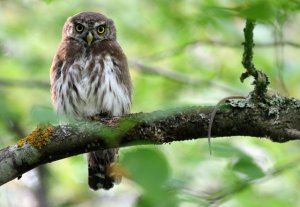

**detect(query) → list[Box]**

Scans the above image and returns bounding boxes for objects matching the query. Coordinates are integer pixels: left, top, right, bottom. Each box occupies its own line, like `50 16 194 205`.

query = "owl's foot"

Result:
89 112 112 120
89 113 117 125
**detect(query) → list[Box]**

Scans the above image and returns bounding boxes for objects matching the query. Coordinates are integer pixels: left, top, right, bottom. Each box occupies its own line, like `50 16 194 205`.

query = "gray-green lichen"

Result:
264 94 300 118
227 99 254 108
226 94 300 124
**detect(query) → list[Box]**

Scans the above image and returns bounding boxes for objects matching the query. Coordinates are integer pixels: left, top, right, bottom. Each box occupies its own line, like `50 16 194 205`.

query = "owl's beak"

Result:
87 32 93 46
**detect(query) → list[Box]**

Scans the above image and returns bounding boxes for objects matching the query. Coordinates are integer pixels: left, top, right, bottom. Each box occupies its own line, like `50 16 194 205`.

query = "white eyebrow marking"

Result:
74 22 88 28
94 21 106 27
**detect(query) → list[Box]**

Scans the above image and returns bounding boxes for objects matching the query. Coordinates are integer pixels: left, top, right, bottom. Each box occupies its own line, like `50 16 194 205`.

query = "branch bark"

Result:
1 95 300 187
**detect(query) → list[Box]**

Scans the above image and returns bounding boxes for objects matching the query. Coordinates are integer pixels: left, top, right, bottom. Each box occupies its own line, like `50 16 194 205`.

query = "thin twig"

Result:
209 157 300 206
274 22 289 95
130 60 244 95
169 156 300 206
0 64 242 95
0 79 50 89
144 40 300 61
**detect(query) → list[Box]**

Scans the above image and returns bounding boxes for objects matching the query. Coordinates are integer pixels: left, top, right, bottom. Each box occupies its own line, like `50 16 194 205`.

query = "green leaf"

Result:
30 105 58 124
232 158 265 180
236 187 294 207
213 143 265 180
236 1 275 22
212 143 245 157
136 189 179 207
121 147 170 191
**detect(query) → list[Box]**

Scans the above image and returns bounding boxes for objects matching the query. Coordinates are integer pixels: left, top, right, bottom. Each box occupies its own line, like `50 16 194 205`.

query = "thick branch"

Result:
1 95 300 186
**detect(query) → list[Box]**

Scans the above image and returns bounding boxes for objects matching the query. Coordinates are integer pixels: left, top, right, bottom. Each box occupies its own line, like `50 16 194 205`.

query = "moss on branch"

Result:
240 19 270 101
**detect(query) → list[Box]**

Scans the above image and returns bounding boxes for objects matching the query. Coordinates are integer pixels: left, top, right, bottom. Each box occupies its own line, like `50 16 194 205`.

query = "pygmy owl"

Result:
50 12 132 190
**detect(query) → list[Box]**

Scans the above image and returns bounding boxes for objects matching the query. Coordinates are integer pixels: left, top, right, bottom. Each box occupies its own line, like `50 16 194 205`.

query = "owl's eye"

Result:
97 26 105 34
75 24 84 33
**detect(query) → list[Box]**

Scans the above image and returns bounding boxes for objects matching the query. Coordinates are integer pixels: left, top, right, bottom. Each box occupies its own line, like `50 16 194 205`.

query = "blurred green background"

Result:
1 0 300 206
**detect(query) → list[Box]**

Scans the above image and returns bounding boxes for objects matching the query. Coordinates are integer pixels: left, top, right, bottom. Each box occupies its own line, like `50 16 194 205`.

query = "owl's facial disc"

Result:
87 32 93 46
63 12 117 46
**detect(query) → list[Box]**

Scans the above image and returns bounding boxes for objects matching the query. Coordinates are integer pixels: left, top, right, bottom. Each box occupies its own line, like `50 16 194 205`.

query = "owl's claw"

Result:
89 112 111 120
89 113 117 125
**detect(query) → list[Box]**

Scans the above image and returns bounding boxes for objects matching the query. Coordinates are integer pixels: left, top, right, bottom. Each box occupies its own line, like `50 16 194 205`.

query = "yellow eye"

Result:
97 26 105 34
75 24 84 33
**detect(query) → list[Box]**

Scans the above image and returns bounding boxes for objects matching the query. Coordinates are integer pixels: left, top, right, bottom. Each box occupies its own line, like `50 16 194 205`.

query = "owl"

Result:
50 12 132 190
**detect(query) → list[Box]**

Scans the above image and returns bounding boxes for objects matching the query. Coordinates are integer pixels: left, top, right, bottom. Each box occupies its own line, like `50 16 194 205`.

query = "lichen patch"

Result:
17 126 54 149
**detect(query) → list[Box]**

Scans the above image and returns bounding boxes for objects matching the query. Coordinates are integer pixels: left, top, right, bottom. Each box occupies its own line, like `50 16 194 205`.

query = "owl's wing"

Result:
50 41 77 104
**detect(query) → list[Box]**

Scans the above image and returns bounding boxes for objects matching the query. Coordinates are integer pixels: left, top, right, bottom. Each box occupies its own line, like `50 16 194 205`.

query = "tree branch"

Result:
130 60 243 95
1 95 300 186
0 79 50 89
0 62 243 95
144 40 300 61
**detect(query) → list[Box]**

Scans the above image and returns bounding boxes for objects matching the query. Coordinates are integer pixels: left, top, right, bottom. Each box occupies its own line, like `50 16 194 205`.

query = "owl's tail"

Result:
87 149 121 190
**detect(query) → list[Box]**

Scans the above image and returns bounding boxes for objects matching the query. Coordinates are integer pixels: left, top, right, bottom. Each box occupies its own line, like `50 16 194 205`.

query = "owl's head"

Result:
62 12 116 46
